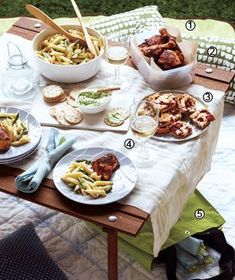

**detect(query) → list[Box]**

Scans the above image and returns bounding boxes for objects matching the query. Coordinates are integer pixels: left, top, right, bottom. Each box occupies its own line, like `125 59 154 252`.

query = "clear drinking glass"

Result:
128 100 159 167
106 44 129 91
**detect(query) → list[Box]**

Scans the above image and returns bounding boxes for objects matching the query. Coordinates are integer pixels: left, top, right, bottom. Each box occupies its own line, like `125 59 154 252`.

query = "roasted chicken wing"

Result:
92 153 120 181
157 50 184 70
139 28 185 70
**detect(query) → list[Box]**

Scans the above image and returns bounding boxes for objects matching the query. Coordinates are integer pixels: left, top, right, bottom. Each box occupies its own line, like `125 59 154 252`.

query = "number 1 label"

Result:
185 20 196 31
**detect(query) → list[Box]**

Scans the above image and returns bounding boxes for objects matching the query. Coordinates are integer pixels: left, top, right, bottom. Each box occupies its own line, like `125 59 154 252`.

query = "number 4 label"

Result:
124 138 135 149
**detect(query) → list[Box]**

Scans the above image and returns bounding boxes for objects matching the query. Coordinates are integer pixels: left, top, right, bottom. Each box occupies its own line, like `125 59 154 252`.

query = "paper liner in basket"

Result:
130 26 198 91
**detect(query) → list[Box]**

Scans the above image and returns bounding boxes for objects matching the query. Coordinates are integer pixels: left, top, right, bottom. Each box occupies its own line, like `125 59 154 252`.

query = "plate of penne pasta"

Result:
53 147 137 205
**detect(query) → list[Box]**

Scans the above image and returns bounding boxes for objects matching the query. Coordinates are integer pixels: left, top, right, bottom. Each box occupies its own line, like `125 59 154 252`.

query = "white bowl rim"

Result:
32 24 106 68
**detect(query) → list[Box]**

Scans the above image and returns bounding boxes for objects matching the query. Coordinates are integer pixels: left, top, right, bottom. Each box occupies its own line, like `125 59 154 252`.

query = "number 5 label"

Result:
194 209 205 219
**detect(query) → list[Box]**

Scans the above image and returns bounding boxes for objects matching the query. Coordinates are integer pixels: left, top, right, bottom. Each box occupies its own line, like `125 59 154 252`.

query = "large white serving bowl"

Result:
32 25 106 83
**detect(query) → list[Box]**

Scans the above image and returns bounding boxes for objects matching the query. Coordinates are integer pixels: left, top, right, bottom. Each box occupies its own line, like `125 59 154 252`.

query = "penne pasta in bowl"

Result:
32 25 106 83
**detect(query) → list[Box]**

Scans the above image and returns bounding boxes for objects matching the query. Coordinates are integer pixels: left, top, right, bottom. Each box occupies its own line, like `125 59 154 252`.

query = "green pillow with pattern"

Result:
89 5 165 41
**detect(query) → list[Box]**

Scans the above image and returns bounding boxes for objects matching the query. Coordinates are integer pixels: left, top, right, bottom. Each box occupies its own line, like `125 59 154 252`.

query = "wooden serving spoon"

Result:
26 4 87 47
69 0 97 57
96 87 121 93
79 86 121 94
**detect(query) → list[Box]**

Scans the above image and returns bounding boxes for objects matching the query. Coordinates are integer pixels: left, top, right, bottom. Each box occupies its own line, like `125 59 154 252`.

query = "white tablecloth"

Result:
0 33 225 256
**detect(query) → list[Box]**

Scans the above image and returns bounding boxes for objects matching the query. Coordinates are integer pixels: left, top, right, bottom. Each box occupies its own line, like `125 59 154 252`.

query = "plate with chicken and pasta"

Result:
53 147 137 205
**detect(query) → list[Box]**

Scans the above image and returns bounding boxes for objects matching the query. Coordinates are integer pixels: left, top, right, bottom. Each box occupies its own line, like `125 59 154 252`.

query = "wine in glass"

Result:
129 100 159 166
106 45 129 91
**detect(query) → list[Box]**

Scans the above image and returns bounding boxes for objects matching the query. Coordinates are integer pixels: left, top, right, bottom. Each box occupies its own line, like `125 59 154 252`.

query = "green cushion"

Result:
164 18 235 40
89 5 165 41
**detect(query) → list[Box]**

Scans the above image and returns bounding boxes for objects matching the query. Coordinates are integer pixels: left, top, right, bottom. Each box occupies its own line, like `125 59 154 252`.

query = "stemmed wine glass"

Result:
106 43 129 91
128 100 159 167
106 20 145 92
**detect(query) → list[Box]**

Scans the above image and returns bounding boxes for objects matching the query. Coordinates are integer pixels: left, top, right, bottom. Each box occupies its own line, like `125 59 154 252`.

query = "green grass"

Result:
0 0 234 25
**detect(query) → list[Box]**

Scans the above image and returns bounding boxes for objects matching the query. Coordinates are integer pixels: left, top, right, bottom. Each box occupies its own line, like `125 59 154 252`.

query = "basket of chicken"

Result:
130 26 198 91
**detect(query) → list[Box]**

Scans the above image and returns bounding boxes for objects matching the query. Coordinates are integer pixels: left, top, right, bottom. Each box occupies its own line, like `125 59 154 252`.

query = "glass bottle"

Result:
1 42 38 99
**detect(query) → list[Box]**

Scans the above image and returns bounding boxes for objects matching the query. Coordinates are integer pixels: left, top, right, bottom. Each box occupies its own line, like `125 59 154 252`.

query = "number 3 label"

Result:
203 92 213 103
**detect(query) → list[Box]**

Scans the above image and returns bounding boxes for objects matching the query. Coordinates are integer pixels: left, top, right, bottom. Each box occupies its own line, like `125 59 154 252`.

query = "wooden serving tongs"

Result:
26 4 87 47
69 0 97 57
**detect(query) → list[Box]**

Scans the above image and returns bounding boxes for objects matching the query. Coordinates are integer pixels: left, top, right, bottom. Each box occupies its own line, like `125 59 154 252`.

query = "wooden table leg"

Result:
103 228 118 280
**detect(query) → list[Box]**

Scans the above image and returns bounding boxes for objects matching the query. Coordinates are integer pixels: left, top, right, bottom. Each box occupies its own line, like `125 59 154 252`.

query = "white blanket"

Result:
0 33 225 257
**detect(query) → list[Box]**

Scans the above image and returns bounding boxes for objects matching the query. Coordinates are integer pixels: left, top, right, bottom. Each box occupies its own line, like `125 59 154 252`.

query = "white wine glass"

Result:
128 100 159 167
106 43 129 92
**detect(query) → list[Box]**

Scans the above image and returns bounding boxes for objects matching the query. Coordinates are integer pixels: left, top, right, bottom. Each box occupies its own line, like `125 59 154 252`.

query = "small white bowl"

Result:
76 88 112 114
32 25 106 83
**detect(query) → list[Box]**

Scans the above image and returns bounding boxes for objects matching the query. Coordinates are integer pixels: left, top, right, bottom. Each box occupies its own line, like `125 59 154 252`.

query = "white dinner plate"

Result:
53 147 138 205
0 107 42 162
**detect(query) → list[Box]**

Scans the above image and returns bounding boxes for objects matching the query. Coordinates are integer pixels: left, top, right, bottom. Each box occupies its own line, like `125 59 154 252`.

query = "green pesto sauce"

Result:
78 91 111 107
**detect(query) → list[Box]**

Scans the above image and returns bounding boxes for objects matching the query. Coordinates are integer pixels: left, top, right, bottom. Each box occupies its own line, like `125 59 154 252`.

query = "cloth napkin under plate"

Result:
15 128 76 193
